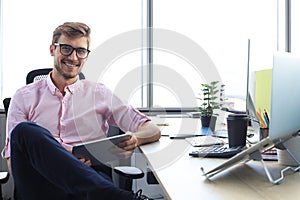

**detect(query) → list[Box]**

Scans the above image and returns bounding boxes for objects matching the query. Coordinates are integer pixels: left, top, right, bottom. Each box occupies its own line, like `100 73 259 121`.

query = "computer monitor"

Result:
245 40 260 132
269 52 300 140
222 39 259 131
202 52 300 179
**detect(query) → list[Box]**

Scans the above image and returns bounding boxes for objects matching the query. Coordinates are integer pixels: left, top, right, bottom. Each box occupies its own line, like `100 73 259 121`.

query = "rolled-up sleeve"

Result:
99 84 150 132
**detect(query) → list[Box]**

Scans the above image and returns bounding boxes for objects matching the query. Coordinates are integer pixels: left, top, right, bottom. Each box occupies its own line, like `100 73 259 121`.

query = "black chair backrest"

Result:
3 98 11 116
26 68 85 84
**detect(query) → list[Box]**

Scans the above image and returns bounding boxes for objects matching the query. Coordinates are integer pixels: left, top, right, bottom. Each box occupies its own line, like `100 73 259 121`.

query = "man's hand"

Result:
77 157 92 166
114 134 137 159
113 121 161 159
117 133 138 151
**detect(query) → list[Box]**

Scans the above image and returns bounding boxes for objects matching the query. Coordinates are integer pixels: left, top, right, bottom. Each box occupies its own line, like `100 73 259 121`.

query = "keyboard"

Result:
185 136 224 147
189 145 244 158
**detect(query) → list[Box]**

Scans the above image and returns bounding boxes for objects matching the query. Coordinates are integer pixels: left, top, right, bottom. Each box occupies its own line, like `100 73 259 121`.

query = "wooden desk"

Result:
140 118 300 200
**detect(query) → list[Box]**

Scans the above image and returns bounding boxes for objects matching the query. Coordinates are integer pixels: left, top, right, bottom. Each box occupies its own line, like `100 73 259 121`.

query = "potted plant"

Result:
196 81 225 129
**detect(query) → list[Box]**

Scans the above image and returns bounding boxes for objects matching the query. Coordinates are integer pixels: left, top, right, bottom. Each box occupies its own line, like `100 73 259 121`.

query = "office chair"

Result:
0 172 9 200
3 68 144 198
1 99 10 200
2 98 10 117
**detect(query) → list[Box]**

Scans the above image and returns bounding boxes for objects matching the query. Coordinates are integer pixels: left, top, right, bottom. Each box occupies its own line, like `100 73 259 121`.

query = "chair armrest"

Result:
0 172 9 184
113 166 144 179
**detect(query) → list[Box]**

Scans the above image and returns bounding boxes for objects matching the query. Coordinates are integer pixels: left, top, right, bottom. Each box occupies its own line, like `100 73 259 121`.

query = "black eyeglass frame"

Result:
53 43 90 59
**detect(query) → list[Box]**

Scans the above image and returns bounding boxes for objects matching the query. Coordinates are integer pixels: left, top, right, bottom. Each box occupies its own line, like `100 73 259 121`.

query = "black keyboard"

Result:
189 145 244 158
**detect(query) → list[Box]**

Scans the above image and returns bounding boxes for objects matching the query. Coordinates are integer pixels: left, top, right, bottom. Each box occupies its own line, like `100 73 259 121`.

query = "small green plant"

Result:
196 81 225 117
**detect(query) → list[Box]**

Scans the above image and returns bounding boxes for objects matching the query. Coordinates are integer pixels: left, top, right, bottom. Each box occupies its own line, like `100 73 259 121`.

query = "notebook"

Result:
72 133 131 165
202 52 300 178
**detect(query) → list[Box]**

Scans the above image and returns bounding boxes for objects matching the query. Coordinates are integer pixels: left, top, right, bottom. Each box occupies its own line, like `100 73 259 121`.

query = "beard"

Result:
54 60 80 80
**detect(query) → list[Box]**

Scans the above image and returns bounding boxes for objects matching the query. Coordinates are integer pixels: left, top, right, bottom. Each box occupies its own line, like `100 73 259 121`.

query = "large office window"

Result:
152 0 277 110
1 0 143 106
0 0 284 112
291 0 300 53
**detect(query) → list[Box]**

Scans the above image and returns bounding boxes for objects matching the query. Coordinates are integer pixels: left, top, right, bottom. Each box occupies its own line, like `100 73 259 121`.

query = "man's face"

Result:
50 35 89 80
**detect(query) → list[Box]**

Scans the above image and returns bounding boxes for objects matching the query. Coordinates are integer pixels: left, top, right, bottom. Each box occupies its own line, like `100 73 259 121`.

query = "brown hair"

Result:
52 22 91 48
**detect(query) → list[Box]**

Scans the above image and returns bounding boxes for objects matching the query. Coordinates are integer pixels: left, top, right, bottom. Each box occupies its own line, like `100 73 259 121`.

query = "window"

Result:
1 0 143 106
152 0 277 110
0 0 283 112
291 0 300 53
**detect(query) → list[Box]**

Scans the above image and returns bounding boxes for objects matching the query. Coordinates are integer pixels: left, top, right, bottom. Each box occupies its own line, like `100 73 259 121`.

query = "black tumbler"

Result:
227 114 249 148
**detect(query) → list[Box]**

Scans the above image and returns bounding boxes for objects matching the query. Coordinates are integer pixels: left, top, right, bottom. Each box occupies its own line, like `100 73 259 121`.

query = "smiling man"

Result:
50 24 90 92
2 22 160 200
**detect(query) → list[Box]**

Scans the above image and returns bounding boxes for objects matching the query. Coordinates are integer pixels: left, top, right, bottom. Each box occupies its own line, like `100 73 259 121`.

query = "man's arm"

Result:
6 158 11 174
134 121 161 146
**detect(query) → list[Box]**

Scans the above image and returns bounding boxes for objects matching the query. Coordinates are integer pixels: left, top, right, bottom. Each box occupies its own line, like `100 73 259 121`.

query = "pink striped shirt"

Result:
2 75 149 158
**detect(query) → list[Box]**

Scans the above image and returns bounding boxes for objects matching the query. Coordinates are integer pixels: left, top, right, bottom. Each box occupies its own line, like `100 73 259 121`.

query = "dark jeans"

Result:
10 121 134 200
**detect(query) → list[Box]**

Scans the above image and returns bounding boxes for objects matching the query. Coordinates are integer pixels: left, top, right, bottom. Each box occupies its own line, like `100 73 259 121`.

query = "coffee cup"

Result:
227 114 249 148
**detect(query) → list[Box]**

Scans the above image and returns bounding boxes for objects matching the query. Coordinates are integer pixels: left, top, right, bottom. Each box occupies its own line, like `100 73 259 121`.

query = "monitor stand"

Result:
201 133 300 185
249 144 300 184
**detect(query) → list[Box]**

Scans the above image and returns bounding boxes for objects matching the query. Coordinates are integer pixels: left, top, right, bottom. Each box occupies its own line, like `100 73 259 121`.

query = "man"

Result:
2 22 161 200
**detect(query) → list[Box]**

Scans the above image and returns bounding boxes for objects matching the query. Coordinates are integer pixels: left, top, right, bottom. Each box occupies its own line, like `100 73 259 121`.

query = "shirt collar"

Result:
46 72 82 95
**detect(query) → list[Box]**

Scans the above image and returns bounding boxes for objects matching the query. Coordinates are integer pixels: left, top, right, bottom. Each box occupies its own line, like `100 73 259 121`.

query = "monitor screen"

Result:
228 39 260 131
269 52 300 140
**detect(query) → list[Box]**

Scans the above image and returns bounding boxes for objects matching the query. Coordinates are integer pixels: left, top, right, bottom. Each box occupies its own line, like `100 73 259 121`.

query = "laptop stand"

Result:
249 145 300 184
201 133 300 185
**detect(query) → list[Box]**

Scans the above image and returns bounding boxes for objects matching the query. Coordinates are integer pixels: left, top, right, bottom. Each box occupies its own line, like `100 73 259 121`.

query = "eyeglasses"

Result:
54 43 90 59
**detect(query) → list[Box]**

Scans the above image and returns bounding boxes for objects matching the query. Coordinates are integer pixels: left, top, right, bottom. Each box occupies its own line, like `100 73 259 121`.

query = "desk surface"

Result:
140 117 300 200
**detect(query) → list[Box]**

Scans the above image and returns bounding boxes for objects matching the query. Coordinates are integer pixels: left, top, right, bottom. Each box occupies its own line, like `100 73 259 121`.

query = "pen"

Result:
263 113 269 128
264 109 270 123
156 123 169 126
256 111 266 128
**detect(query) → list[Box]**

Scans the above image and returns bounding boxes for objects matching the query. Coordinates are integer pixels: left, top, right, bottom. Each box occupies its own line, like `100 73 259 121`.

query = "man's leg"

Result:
10 122 134 200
